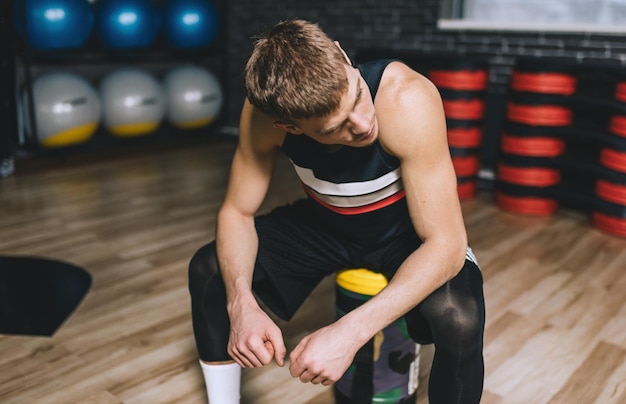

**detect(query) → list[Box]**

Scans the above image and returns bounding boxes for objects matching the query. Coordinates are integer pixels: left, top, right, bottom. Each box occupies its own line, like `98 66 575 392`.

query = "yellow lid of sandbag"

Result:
336 268 388 296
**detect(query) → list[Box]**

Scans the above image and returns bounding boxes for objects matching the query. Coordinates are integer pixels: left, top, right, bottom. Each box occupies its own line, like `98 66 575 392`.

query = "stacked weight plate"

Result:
427 59 489 200
496 57 626 237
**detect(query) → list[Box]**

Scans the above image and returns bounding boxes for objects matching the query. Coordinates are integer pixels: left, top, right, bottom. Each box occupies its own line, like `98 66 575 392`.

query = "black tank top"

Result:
281 59 413 245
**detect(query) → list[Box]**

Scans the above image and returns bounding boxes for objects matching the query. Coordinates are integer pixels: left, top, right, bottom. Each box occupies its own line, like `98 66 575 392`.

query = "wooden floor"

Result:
0 134 625 404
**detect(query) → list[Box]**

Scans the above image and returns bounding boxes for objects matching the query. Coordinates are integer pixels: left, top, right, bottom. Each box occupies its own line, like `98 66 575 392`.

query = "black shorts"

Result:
251 198 427 321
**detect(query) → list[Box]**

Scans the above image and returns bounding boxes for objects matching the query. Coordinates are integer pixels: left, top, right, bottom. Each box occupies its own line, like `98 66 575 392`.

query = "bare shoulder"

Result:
239 100 285 155
375 61 446 158
377 61 441 107
380 61 431 89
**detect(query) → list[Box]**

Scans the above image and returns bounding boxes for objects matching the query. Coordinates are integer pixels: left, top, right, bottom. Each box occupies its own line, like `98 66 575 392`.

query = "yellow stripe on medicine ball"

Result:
174 116 216 129
40 122 98 147
336 269 388 296
108 122 159 137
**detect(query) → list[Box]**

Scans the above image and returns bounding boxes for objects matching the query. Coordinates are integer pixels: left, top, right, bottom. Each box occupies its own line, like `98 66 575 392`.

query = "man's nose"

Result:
348 113 370 135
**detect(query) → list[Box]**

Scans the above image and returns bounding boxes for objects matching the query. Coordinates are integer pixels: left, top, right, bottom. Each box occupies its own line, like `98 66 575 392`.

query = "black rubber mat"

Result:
0 256 91 336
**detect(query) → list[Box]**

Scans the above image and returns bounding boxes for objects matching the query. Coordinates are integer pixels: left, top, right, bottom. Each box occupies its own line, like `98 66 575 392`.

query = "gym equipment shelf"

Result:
5 0 229 159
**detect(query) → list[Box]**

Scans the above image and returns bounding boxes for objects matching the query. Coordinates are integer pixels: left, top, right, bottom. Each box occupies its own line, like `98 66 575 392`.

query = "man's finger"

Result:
246 340 274 366
288 353 304 377
230 349 255 368
310 375 327 385
230 343 264 368
267 332 287 367
298 369 315 383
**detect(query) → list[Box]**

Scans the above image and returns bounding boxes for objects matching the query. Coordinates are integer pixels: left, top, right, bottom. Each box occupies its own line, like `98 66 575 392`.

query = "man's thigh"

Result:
252 200 354 320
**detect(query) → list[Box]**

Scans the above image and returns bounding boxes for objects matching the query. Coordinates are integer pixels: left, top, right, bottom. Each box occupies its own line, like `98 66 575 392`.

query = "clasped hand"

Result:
227 306 358 386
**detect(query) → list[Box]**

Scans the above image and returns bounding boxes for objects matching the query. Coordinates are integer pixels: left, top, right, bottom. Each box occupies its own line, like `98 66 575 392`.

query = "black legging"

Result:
188 242 485 404
188 242 231 362
404 258 485 404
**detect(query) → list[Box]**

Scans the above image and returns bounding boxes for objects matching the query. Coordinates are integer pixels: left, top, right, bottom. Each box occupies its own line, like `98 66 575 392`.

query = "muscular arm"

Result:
342 62 468 344
216 100 287 367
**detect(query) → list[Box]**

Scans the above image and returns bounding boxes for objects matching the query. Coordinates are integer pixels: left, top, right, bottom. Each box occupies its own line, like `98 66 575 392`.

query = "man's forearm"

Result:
215 208 260 312
337 238 466 345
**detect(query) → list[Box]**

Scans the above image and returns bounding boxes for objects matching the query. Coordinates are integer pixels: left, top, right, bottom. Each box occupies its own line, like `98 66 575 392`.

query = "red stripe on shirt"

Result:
303 185 406 215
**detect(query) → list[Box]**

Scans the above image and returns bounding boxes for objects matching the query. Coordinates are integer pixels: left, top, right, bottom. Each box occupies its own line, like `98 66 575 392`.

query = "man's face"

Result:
293 65 378 147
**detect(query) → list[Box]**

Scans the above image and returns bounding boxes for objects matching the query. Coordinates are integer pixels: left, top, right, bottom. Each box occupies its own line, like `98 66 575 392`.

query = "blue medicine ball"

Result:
14 0 94 50
162 0 219 49
96 0 160 49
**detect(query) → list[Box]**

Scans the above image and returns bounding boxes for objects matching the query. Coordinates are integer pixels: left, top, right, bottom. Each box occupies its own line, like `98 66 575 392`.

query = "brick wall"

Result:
0 0 17 160
222 0 626 174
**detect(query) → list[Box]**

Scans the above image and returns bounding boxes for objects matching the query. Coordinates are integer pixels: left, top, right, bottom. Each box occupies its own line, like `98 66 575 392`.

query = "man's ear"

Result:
334 41 352 65
273 120 304 134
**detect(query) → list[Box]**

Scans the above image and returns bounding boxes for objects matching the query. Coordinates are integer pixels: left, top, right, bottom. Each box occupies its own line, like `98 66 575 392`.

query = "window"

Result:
439 0 626 33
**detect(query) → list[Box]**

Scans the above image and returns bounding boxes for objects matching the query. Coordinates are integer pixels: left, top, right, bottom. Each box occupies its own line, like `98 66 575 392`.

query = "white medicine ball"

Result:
23 72 101 147
163 65 223 129
99 68 166 136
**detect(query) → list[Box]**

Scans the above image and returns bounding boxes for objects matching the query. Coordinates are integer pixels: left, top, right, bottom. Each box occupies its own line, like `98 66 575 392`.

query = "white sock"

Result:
199 361 241 404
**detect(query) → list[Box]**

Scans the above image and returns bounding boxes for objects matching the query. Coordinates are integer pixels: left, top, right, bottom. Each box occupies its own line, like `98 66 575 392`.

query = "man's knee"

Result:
445 299 483 342
188 242 220 297
422 267 485 352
